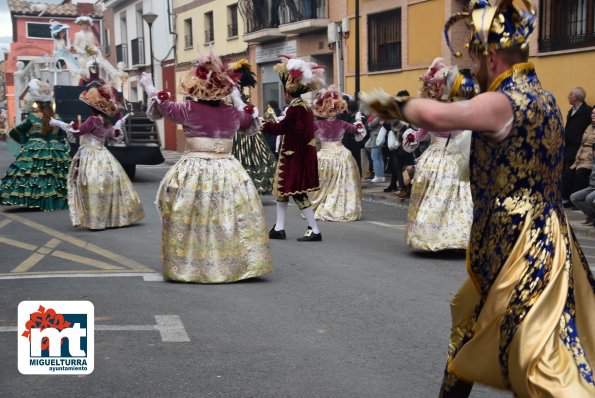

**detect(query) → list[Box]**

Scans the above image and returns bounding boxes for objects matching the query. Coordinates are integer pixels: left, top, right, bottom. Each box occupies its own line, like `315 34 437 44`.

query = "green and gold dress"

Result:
0 115 71 211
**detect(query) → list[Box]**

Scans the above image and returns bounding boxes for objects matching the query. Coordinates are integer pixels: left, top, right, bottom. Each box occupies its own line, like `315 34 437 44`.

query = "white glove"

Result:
50 118 74 132
140 72 157 98
251 106 259 120
402 129 419 153
353 120 366 142
230 87 246 108
355 111 363 122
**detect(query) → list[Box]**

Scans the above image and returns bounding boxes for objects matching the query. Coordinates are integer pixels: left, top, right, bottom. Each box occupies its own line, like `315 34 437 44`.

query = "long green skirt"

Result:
231 132 276 196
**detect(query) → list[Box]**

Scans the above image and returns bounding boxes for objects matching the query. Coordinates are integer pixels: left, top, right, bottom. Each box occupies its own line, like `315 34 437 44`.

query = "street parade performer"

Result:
140 53 272 283
229 59 276 195
0 79 71 211
309 85 366 221
52 84 144 230
402 57 474 251
262 55 325 241
361 1 595 396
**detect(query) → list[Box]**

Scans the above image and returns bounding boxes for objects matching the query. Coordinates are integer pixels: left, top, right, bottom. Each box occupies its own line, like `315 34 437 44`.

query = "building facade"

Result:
339 0 595 117
102 0 176 149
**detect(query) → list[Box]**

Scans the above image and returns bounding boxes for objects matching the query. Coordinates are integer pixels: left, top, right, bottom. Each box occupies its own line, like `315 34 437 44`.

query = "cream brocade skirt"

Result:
310 141 362 221
68 136 144 230
406 136 473 251
157 137 272 283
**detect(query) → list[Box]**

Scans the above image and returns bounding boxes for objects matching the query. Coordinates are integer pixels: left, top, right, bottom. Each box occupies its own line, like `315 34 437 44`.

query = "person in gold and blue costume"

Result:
362 1 595 396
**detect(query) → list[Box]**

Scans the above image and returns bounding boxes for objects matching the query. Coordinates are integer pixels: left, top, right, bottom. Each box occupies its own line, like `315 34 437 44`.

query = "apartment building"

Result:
341 0 594 116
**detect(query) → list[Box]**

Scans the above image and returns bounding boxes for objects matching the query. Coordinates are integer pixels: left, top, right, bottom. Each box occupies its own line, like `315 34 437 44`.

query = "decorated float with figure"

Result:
9 16 163 179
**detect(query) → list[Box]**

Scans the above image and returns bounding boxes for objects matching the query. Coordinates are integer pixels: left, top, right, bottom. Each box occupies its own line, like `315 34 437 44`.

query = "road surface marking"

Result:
0 315 189 342
366 221 406 229
0 212 153 275
0 271 161 280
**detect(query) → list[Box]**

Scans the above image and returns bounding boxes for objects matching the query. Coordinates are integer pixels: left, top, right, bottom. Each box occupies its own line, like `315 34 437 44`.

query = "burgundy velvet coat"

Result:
261 98 319 196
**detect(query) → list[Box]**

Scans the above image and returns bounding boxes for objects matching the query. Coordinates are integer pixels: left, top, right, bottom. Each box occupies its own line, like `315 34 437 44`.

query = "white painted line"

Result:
154 315 191 342
0 315 190 342
0 219 12 230
367 221 406 229
143 273 165 282
0 272 161 281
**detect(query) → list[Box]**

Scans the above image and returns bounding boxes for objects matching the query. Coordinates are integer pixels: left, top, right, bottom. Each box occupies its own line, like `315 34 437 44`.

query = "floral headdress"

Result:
273 55 325 96
179 53 240 101
28 79 54 103
444 0 536 57
419 57 479 101
79 84 121 117
229 59 257 89
75 16 93 26
313 85 347 118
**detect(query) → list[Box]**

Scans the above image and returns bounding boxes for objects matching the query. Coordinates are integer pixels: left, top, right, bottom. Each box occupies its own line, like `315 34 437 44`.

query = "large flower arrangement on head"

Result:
179 54 240 101
273 55 325 95
313 85 347 118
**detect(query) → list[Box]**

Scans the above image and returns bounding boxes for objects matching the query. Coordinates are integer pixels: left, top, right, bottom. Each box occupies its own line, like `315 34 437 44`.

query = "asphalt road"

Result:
1 140 593 397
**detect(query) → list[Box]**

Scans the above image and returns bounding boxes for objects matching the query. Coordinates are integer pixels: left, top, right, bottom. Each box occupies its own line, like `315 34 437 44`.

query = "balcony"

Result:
204 29 214 44
116 43 128 68
278 0 329 34
228 24 238 38
131 37 145 66
238 0 288 43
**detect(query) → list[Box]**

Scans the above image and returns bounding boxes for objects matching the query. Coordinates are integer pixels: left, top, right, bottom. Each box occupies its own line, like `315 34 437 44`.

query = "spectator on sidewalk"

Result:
562 87 593 206
570 145 595 225
365 114 385 183
564 107 595 205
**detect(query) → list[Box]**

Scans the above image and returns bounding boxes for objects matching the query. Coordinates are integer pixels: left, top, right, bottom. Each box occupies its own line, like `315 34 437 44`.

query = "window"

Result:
184 18 193 48
205 12 214 43
26 22 52 39
368 8 402 72
104 29 111 56
539 0 595 52
228 4 239 38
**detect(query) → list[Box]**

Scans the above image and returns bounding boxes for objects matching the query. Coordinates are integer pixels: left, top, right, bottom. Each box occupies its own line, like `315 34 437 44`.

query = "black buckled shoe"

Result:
269 226 286 240
297 227 322 242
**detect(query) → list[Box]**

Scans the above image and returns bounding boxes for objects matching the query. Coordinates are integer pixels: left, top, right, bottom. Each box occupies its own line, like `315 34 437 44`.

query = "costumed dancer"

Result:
309 85 366 221
55 84 144 230
78 60 106 87
0 79 71 211
261 55 325 242
49 20 81 77
362 1 595 396
229 59 276 195
139 53 272 283
401 58 475 251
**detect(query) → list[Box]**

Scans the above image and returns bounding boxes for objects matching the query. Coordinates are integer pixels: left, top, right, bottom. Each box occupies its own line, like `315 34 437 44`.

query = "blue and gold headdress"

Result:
444 0 536 57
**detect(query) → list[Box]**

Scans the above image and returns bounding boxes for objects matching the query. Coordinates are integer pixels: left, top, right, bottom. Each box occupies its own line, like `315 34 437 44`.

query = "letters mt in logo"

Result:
18 301 94 375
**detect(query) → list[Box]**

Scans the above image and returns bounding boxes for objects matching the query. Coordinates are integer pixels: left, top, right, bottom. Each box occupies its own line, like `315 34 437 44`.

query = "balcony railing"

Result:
539 32 595 52
228 24 238 38
131 37 145 66
239 0 327 34
116 43 128 68
184 34 193 48
205 29 214 43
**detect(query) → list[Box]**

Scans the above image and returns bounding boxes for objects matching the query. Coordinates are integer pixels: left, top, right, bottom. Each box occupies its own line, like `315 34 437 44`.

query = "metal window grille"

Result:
368 8 402 72
539 0 595 52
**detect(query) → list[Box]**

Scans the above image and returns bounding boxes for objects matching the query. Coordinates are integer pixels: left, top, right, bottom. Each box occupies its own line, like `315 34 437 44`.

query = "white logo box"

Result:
18 301 94 375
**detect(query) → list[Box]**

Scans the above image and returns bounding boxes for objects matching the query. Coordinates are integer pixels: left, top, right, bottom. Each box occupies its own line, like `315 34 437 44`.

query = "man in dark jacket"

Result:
562 87 592 206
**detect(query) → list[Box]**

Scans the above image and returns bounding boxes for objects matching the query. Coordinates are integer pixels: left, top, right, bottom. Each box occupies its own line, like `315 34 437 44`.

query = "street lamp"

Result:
142 12 158 82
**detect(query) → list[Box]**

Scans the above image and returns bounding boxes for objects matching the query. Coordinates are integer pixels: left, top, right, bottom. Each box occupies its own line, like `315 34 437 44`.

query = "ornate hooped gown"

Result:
231 131 276 195
68 116 144 229
309 119 362 221
0 114 71 211
405 129 473 251
441 63 595 397
150 99 273 283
